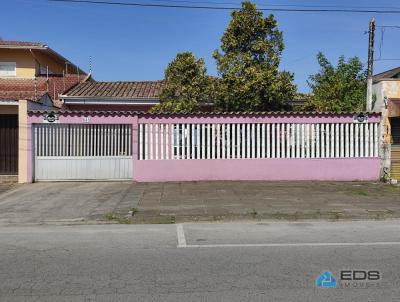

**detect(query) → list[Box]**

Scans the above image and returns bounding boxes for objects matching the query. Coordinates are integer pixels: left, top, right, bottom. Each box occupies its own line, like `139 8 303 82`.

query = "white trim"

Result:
0 100 18 105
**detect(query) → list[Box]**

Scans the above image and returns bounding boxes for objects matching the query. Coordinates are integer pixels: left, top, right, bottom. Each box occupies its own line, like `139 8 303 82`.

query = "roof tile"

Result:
62 81 165 99
0 75 83 102
0 40 46 48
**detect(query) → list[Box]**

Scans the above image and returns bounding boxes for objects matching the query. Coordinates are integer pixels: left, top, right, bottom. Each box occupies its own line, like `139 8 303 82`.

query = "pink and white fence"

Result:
134 113 381 182
27 111 382 182
138 122 380 160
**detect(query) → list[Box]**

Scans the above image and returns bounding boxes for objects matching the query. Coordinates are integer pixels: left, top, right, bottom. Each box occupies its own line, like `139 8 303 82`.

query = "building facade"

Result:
373 67 400 180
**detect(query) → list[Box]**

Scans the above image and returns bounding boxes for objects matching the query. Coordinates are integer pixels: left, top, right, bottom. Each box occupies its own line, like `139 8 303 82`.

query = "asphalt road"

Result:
1 220 400 301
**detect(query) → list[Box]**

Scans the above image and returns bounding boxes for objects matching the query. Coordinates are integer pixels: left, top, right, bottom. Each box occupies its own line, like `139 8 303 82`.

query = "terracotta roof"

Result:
61 81 165 99
0 78 46 101
0 75 84 102
373 67 400 82
0 40 47 49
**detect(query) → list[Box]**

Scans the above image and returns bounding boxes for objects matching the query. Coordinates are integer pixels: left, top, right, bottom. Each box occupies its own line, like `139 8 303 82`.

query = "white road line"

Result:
179 242 400 248
176 224 187 248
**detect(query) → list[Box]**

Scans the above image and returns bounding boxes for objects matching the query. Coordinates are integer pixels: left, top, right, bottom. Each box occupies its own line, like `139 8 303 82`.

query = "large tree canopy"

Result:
213 1 296 112
151 52 213 113
306 52 367 112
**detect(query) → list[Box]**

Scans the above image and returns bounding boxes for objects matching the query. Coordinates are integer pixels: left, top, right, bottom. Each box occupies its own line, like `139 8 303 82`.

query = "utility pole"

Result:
366 17 375 112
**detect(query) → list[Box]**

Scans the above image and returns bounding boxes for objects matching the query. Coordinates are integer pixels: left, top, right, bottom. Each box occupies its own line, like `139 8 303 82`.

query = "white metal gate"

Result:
33 124 132 181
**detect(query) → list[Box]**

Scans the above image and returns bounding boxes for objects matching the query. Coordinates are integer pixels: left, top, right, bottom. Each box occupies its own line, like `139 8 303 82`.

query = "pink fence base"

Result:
133 158 381 182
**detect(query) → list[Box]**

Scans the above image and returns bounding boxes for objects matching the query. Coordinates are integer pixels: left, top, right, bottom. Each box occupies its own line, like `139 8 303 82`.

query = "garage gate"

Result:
33 124 132 181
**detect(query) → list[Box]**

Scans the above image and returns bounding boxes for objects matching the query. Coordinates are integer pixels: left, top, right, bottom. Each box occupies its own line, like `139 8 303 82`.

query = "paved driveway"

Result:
0 182 144 225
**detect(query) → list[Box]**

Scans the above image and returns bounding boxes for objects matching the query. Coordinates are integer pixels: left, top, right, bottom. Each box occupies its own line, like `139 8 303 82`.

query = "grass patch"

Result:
134 215 176 224
104 213 132 224
355 190 369 196
384 185 400 193
249 209 258 218
103 207 139 224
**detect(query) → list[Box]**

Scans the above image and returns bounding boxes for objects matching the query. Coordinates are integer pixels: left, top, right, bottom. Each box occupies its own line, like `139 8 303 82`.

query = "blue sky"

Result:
3 0 400 92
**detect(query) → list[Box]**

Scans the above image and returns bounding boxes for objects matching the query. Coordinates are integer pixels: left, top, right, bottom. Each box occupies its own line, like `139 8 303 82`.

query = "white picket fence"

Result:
138 122 380 160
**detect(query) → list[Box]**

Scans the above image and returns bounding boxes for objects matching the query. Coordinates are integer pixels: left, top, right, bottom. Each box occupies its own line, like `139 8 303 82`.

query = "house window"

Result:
0 62 16 77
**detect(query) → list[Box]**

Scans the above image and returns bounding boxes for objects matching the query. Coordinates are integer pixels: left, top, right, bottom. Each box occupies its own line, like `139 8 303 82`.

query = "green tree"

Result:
306 52 367 112
213 1 296 112
151 52 213 113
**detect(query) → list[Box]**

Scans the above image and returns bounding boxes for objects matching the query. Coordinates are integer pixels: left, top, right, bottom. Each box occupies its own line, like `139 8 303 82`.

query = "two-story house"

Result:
0 40 88 182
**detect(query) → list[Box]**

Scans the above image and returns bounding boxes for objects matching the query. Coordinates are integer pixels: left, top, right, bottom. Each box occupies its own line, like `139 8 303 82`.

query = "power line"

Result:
375 24 400 63
376 25 400 29
48 0 400 13
375 58 400 61
379 28 385 60
117 0 400 10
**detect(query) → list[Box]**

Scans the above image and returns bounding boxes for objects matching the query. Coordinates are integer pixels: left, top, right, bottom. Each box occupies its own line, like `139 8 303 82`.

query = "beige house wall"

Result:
31 50 66 75
0 49 36 78
384 81 400 117
18 100 28 183
0 49 75 78
372 80 400 116
383 81 400 99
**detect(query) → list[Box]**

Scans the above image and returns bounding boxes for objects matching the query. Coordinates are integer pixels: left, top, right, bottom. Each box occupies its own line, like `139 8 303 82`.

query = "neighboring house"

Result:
0 40 87 182
60 80 215 112
60 81 164 111
373 67 400 180
373 67 400 116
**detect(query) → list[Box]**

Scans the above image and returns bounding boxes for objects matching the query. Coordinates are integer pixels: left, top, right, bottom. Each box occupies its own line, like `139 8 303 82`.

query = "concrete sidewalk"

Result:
132 181 400 223
0 181 399 225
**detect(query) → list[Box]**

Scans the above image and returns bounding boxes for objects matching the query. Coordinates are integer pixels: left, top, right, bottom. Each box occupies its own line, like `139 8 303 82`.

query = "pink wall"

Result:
133 158 381 182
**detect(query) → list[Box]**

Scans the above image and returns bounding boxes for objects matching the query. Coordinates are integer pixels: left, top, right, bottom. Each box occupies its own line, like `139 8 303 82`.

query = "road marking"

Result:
176 224 187 247
179 242 400 248
176 224 400 248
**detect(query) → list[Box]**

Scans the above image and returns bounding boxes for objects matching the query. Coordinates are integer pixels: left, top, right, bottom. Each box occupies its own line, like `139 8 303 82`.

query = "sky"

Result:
2 0 400 92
